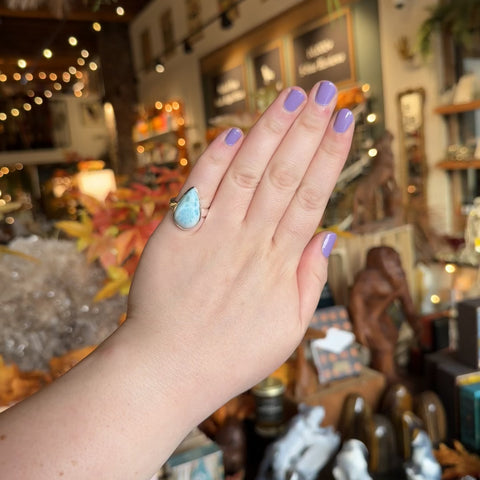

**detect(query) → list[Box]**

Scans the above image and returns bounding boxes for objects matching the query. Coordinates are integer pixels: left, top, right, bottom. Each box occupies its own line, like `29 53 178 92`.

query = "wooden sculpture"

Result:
348 246 421 382
351 131 403 233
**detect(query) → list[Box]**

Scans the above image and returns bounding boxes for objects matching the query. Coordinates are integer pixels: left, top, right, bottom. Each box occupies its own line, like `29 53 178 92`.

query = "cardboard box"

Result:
300 366 386 428
459 382 480 451
457 298 480 369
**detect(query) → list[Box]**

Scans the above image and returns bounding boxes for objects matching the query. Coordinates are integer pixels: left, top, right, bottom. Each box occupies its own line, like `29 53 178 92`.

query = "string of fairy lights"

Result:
0 5 127 123
0 4 129 225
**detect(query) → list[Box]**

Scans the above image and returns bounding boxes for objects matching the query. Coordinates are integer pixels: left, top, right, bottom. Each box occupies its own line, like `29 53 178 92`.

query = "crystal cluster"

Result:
0 236 127 371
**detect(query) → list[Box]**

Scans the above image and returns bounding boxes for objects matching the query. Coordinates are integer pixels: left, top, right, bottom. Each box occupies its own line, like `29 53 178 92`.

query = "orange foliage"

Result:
56 166 187 300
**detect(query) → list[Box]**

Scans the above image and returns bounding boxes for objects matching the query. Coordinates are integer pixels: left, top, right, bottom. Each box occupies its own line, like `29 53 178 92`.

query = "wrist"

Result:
109 319 221 431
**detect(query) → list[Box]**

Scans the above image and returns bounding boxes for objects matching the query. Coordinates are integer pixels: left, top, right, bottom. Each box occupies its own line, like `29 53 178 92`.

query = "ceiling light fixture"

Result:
183 39 193 54
154 58 165 73
220 11 233 29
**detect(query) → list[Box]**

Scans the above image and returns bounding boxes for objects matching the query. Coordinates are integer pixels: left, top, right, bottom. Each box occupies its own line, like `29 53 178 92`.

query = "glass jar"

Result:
252 377 285 437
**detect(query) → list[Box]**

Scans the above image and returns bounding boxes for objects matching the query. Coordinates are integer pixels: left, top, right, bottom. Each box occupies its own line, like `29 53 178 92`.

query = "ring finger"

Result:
165 127 244 233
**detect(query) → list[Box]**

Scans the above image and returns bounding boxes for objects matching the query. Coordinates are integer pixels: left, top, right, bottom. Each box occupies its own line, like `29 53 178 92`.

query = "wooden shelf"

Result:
134 129 179 145
437 159 480 170
434 100 480 115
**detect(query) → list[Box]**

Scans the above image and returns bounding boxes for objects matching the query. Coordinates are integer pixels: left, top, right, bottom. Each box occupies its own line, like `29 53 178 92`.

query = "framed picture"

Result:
80 101 105 127
49 99 71 148
140 28 152 70
251 41 285 92
160 8 176 58
204 64 247 120
250 40 285 112
291 8 355 91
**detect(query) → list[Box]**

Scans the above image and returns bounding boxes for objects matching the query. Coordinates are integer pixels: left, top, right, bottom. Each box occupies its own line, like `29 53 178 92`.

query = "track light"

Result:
220 11 233 29
183 39 193 54
154 58 165 73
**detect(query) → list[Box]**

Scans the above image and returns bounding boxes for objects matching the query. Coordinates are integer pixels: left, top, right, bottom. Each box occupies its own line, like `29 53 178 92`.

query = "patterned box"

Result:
459 382 480 451
310 306 362 385
310 305 353 332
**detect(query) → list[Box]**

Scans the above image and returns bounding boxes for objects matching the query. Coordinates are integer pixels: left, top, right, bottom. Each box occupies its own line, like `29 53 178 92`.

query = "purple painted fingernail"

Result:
225 127 242 146
315 81 337 106
322 232 337 258
284 89 306 112
333 109 354 133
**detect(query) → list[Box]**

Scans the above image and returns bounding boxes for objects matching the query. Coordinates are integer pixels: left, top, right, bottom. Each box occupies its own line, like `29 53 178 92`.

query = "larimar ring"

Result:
169 186 202 230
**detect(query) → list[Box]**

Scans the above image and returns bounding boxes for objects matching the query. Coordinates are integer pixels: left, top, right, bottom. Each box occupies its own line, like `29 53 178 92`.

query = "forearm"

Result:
0 321 206 480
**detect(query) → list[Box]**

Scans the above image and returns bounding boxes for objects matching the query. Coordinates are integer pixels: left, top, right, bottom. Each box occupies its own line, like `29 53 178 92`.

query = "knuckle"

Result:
296 111 323 133
319 137 342 159
207 150 225 165
296 183 325 211
230 166 259 190
261 115 287 136
269 165 298 191
281 221 304 243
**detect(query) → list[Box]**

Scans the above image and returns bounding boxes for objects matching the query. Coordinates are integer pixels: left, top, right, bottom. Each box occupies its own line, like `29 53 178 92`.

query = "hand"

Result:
127 81 354 415
0 82 353 480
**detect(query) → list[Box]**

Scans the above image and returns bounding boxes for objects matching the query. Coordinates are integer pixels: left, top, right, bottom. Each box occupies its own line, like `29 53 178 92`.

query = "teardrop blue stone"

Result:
173 187 201 229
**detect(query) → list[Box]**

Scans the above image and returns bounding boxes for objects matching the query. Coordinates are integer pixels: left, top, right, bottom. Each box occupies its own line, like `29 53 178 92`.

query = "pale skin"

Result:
0 82 354 479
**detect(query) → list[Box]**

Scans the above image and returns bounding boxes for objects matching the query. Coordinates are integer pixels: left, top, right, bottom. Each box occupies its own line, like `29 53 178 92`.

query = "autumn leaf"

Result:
115 229 137 265
57 164 187 300
142 201 155 219
94 266 131 302
56 214 94 251
55 220 92 239
435 440 480 479
86 234 116 265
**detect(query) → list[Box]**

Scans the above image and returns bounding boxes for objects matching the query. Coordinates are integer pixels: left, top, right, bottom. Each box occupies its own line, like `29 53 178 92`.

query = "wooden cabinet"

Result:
435 100 480 233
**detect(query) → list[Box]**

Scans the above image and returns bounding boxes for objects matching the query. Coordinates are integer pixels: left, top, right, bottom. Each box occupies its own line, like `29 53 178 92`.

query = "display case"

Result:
133 100 188 169
434 100 480 234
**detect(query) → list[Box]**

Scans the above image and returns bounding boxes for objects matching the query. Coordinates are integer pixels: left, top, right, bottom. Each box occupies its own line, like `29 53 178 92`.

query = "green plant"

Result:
418 0 480 57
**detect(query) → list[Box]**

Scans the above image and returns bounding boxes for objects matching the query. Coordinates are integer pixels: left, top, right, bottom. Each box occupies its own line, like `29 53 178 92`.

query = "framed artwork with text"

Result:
291 9 355 91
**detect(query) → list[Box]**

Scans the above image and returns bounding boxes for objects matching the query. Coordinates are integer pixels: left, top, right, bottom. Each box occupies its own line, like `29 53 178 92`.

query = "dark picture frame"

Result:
291 8 355 91
204 63 248 120
251 40 285 92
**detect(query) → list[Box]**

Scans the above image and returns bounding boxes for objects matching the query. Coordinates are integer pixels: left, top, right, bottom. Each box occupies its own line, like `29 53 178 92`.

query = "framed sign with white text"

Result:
291 9 355 90
205 64 247 119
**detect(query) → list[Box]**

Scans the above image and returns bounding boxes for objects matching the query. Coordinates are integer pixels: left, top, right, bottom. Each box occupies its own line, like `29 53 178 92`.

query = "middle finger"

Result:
245 80 338 233
211 87 307 225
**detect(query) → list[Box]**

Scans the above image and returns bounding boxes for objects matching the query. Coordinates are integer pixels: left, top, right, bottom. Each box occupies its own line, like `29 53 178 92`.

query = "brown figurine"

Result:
348 246 421 382
351 131 403 233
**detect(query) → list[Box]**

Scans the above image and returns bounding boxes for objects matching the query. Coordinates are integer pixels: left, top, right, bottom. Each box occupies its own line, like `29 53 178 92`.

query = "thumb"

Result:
297 231 337 326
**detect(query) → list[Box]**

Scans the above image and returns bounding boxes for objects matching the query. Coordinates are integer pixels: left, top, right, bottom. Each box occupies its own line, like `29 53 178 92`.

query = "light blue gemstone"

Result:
173 187 201 229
